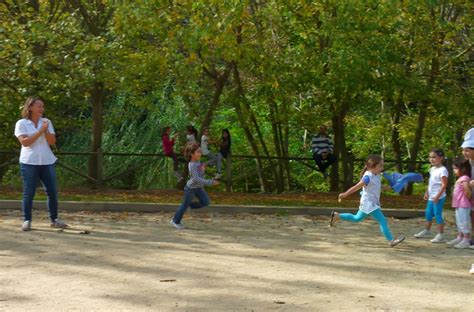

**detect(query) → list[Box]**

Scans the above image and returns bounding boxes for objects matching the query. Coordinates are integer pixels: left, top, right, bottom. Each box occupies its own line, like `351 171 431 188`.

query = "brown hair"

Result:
453 157 471 178
184 142 200 161
360 155 383 177
21 96 41 119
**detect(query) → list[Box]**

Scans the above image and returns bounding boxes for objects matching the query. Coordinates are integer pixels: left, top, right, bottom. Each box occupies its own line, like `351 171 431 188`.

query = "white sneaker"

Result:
446 237 462 246
390 236 405 247
214 173 222 179
21 220 31 231
51 219 68 229
454 240 471 249
470 264 474 274
170 220 184 229
430 233 446 243
414 229 432 238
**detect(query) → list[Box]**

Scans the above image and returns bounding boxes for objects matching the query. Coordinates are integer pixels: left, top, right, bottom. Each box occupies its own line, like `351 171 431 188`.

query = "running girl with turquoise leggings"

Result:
330 155 405 247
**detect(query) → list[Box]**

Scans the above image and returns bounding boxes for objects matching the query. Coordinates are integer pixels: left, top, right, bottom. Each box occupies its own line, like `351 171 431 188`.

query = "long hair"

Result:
21 96 41 119
184 142 200 161
221 128 231 144
453 157 471 178
360 155 383 177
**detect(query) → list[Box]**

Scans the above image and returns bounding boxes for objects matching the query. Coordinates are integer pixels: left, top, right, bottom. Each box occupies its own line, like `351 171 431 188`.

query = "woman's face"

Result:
462 148 474 161
30 100 44 118
222 131 228 138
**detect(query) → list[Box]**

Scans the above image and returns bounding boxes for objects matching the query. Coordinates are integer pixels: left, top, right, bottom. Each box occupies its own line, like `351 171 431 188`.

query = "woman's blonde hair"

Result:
21 96 41 119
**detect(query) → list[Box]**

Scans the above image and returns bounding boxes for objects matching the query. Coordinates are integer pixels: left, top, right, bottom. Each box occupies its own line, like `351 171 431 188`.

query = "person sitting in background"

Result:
309 125 336 178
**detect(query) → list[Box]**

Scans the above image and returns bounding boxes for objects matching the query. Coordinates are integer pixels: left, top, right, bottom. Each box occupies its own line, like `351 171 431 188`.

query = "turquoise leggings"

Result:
339 208 393 241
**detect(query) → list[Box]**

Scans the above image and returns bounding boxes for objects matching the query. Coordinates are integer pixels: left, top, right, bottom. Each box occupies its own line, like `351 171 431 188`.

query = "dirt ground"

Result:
1 208 473 311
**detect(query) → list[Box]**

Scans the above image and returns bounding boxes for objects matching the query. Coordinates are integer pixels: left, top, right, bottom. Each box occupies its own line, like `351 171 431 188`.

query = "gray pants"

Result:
204 152 222 173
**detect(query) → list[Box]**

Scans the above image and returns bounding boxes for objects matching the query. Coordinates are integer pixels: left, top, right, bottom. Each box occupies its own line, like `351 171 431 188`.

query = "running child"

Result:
446 158 472 249
170 142 219 229
330 155 405 247
414 148 448 243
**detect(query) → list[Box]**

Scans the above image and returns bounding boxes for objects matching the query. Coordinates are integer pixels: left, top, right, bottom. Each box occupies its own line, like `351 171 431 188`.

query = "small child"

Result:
414 148 448 243
201 127 223 179
446 158 472 248
330 155 405 247
161 126 180 178
170 142 219 229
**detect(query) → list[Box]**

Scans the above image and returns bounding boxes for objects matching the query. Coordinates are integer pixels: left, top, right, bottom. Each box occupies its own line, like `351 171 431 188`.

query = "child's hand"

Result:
338 193 346 201
423 193 428 201
201 163 207 171
212 179 219 186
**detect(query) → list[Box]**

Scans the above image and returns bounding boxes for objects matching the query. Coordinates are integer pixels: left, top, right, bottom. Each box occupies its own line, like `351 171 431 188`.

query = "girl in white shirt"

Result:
414 148 448 243
330 155 405 247
14 97 68 231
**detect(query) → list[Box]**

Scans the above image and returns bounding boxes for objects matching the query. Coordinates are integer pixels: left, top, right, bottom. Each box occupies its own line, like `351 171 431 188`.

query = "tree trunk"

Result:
201 65 231 130
331 101 351 191
88 81 106 187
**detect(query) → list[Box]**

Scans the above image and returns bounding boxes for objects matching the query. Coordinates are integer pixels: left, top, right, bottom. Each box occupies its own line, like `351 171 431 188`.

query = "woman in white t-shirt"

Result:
414 148 448 243
14 96 68 231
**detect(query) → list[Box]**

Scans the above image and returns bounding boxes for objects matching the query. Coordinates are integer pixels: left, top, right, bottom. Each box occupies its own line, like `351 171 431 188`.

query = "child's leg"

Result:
173 187 195 224
339 210 368 222
433 197 446 233
369 209 394 241
190 188 210 210
424 200 435 230
458 208 472 241
455 209 464 239
170 152 179 172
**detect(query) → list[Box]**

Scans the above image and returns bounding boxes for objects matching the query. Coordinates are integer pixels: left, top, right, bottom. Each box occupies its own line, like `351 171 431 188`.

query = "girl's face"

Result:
191 148 202 161
203 129 209 136
462 148 474 161
429 152 443 166
222 131 228 138
370 161 384 175
453 166 460 177
30 100 44 118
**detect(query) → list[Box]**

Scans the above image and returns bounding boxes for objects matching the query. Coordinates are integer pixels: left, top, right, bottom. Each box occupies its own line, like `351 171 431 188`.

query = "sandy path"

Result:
0 209 473 311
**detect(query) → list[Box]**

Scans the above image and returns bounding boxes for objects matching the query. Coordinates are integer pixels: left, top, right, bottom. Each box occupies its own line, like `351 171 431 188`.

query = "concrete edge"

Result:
0 200 424 218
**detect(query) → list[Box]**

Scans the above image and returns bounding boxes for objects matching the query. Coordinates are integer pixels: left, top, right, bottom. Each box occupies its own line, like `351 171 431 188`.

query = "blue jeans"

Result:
173 186 210 224
425 197 446 224
339 208 394 241
20 163 58 222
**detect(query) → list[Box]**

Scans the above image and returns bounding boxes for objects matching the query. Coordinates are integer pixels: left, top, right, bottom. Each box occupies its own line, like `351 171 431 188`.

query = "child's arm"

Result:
339 179 366 200
462 181 472 200
433 175 448 203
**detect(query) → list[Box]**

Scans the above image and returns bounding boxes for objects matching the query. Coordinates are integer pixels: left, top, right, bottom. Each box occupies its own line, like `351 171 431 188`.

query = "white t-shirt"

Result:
14 118 57 165
359 171 381 214
186 134 196 144
428 166 448 200
201 135 210 155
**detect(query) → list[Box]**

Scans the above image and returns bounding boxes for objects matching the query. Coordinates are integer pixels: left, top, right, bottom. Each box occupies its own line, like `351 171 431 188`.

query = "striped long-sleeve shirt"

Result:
186 161 215 189
311 134 333 155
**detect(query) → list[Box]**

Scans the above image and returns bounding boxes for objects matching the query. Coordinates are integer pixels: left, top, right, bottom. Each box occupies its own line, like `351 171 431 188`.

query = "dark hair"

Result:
161 126 171 137
21 96 41 119
360 155 383 177
187 125 198 135
184 142 200 161
430 148 445 158
453 157 471 178
221 128 231 140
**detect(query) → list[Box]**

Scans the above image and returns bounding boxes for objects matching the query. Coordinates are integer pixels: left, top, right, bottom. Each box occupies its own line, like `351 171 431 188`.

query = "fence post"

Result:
96 147 103 188
225 154 232 192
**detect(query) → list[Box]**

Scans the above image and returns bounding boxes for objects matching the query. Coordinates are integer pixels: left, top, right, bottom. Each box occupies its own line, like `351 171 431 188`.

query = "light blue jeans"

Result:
425 197 446 224
20 163 58 222
173 186 210 224
339 208 393 241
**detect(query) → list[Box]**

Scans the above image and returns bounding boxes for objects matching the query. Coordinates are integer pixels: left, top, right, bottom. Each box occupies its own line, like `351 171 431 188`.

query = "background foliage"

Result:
1 0 472 193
